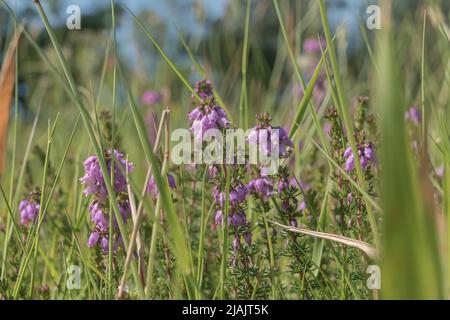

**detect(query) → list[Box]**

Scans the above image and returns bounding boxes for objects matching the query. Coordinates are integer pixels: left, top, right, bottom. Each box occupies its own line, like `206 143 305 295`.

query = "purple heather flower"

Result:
215 185 248 208
168 174 176 189
101 237 110 252
230 212 246 227
277 127 294 157
141 90 162 105
247 126 293 158
89 200 129 232
80 150 134 200
147 173 177 197
278 179 289 193
86 200 129 252
218 192 226 208
343 144 376 172
88 231 100 248
188 80 230 139
208 165 219 178
99 236 121 253
288 178 311 192
290 218 298 227
191 79 214 101
344 151 355 172
405 106 421 126
214 209 249 228
215 210 223 225
19 198 40 226
231 185 248 205
80 149 134 252
89 201 108 231
248 176 274 200
229 191 239 206
188 105 230 139
212 186 220 203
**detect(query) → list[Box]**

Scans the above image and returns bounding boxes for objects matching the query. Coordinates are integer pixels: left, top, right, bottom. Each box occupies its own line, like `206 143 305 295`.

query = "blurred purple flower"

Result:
405 106 421 126
141 90 162 105
147 173 177 198
303 37 326 55
19 197 40 226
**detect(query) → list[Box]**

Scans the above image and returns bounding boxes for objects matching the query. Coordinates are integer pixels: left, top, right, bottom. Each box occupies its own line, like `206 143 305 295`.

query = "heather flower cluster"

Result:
213 181 252 256
187 80 298 268
247 175 274 200
19 192 41 226
247 112 293 160
188 80 255 263
147 173 177 200
246 113 294 205
188 80 231 139
343 143 376 172
80 149 134 253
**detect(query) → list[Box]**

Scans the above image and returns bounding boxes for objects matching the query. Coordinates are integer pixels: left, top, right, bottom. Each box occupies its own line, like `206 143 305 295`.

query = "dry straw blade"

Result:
269 220 378 259
0 25 23 175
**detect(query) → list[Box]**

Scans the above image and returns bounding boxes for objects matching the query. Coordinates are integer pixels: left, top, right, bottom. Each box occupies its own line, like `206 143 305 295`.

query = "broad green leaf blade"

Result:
376 6 443 299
